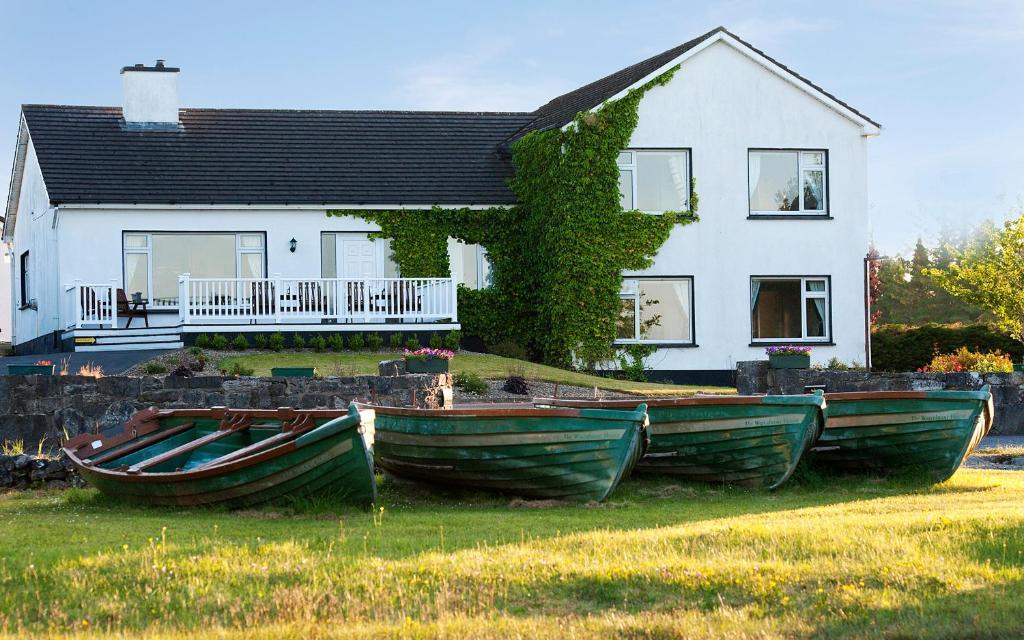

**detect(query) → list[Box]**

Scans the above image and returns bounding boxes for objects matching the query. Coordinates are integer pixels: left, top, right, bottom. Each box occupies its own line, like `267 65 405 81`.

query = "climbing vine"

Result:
329 65 698 369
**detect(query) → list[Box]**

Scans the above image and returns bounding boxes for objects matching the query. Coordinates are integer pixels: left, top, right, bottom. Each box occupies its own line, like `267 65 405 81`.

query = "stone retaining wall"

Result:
0 364 452 454
736 361 1024 435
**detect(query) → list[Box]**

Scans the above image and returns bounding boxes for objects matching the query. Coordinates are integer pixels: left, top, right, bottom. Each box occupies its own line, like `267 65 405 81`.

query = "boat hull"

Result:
534 395 824 489
369 404 648 502
815 387 994 482
63 405 376 508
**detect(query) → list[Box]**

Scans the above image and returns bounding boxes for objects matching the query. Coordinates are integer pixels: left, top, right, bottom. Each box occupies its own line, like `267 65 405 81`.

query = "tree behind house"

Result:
926 217 1024 343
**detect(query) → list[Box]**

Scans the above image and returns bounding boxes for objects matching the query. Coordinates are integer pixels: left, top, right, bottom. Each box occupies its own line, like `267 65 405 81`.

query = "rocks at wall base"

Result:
0 453 84 490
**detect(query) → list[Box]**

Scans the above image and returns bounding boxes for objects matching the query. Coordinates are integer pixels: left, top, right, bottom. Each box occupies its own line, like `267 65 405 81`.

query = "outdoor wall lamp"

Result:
289 238 297 253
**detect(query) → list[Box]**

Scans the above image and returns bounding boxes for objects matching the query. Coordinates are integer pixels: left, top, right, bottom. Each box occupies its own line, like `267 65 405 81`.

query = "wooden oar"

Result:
194 431 298 470
194 412 321 470
85 422 195 466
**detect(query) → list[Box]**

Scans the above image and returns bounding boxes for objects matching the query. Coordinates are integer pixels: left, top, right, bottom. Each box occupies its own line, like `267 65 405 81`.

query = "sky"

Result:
0 0 1021 255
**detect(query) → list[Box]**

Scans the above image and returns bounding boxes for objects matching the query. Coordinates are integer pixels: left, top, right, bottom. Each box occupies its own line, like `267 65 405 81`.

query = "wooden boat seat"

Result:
85 422 195 466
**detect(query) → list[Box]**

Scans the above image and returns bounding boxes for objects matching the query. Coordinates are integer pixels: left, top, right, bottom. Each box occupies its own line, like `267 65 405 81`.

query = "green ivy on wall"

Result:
328 65 698 369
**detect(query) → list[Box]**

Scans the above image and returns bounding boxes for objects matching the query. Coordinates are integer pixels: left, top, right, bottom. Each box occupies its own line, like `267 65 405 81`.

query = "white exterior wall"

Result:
52 209 391 330
626 40 871 371
0 245 10 344
10 142 59 346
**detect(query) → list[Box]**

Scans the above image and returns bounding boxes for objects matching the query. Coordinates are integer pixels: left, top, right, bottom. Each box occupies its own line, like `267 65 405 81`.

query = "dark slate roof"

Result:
510 26 879 139
20 27 878 207
22 105 534 205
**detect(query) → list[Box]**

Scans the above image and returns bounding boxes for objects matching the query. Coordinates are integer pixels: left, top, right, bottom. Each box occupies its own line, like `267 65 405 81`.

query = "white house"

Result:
2 28 879 383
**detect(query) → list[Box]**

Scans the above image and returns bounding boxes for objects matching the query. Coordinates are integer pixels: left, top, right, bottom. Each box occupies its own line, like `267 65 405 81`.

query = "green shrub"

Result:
268 332 285 352
405 337 420 351
348 333 365 350
488 339 528 361
253 334 267 350
188 346 205 358
142 361 168 375
443 330 461 351
871 323 1023 371
310 335 327 352
429 332 444 349
231 334 248 351
389 332 404 349
367 333 384 351
194 334 211 349
920 347 1013 373
326 334 345 352
210 334 229 350
223 361 254 377
615 344 654 382
292 334 306 350
454 371 488 394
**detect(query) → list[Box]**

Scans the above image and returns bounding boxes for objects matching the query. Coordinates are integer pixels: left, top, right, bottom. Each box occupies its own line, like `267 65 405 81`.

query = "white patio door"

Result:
339 236 378 278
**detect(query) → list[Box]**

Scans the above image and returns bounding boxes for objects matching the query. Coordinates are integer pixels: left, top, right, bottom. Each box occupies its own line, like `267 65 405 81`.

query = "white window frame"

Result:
122 232 266 309
748 150 828 216
617 149 691 214
750 276 830 343
615 276 695 345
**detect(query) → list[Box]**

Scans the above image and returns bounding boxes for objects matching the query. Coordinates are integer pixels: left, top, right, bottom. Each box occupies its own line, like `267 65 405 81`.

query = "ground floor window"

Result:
19 251 29 307
448 239 492 290
123 232 266 307
750 276 830 341
616 277 694 344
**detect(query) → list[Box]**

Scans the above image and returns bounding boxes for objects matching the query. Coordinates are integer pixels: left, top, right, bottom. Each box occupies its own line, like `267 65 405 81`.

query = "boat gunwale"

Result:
825 387 992 402
531 395 823 409
356 402 647 422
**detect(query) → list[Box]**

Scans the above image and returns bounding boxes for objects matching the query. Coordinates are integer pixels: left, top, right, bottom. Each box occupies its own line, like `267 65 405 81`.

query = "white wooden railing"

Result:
177 275 458 325
64 280 118 329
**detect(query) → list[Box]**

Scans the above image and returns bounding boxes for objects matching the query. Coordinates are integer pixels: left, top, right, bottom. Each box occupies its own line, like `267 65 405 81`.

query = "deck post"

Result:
109 279 118 329
363 277 371 323
178 274 191 324
450 276 458 323
273 274 282 324
72 280 82 328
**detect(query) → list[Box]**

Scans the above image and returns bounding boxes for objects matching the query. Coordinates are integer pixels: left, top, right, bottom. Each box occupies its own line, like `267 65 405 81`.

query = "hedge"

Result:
871 323 1024 372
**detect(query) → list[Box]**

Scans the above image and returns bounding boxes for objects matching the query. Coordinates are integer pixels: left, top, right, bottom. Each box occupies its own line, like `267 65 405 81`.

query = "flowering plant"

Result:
765 346 812 357
918 347 1012 373
35 360 52 366
403 347 455 361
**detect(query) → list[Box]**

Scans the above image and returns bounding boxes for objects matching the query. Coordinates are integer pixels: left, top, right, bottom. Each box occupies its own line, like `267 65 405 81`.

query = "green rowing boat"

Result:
815 387 994 482
62 404 376 507
365 403 649 502
534 393 824 489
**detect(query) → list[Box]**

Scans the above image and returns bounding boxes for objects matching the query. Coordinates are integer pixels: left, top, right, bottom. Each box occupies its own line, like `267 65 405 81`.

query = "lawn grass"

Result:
217 351 735 396
1 468 1023 638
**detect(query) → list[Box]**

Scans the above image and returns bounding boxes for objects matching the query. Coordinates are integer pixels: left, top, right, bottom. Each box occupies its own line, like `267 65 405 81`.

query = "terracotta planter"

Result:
405 357 450 374
768 354 810 369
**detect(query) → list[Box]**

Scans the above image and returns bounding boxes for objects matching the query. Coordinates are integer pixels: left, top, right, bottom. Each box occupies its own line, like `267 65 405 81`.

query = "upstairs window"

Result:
750 277 830 342
748 150 827 215
618 150 691 213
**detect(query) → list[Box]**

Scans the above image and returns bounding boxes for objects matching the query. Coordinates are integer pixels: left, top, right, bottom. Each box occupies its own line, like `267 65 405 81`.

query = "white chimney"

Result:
121 60 180 126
